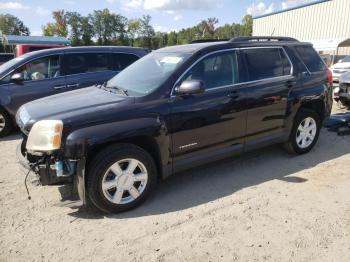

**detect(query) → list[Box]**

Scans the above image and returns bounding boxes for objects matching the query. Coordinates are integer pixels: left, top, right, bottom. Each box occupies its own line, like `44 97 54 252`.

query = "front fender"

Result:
64 117 166 158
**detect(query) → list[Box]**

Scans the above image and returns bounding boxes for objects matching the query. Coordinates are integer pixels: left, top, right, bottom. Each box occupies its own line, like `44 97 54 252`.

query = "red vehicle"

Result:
16 44 66 57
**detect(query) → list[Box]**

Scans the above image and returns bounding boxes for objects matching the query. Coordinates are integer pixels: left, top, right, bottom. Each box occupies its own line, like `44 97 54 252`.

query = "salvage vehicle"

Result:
0 46 149 136
17 37 333 213
335 71 350 108
331 55 350 82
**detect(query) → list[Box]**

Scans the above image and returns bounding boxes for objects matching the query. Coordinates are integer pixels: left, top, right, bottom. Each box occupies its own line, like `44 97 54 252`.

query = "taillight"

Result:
327 69 333 85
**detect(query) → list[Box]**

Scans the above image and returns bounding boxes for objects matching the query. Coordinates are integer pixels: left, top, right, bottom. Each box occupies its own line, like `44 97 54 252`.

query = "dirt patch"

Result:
1 106 350 262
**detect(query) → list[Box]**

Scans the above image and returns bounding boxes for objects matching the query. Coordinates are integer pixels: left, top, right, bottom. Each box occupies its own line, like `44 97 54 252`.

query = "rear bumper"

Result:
16 141 87 206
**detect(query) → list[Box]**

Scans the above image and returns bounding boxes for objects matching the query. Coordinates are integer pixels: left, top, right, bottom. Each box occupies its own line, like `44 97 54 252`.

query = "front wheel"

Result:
284 108 321 154
87 144 157 213
0 108 13 138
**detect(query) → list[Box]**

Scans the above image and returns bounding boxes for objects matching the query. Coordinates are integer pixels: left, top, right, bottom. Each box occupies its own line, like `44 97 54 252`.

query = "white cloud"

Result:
63 0 76 5
174 14 183 21
246 1 274 16
31 30 43 36
36 7 51 16
154 24 176 33
143 0 223 11
123 0 143 9
0 1 30 10
281 0 314 10
118 0 223 11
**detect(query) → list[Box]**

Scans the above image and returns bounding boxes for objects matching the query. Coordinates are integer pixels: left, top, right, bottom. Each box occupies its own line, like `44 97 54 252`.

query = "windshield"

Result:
106 52 191 96
341 56 350 63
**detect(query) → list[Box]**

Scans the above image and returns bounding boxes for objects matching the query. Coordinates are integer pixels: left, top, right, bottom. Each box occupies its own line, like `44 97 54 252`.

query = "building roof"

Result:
253 0 331 19
304 38 350 52
1 35 70 45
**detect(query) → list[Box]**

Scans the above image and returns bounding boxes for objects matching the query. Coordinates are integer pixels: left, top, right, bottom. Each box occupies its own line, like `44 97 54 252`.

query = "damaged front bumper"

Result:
16 140 87 206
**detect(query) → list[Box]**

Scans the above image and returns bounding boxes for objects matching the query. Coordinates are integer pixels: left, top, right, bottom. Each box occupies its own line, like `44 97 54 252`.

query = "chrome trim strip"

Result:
170 46 294 98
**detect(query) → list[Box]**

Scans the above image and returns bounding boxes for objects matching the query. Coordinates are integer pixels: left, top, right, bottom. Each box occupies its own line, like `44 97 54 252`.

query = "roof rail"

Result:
229 36 298 42
191 39 229 44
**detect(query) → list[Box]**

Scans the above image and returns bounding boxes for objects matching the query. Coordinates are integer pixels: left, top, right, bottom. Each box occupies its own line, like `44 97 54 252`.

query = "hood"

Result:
17 86 133 133
332 62 350 69
339 71 350 83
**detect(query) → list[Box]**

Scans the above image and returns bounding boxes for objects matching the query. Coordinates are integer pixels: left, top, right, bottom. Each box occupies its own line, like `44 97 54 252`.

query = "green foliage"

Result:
41 10 252 49
42 10 68 37
0 14 30 36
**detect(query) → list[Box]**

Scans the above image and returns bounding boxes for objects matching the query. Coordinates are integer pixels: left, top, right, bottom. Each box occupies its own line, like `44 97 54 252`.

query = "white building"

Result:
253 0 350 57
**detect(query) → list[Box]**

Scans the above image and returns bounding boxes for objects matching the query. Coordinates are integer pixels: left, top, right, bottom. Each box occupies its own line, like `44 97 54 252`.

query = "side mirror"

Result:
175 80 204 96
10 73 24 83
338 59 343 63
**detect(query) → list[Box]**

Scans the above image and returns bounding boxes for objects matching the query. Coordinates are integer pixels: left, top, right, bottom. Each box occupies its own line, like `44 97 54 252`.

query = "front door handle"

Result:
53 85 66 90
227 91 239 99
67 83 80 88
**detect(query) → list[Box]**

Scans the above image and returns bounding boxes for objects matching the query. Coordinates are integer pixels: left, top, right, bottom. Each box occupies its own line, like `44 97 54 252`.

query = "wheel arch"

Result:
298 99 326 122
86 136 164 180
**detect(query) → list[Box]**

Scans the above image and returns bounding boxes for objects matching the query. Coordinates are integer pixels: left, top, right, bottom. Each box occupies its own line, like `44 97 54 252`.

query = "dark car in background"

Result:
0 46 149 136
0 53 15 66
17 37 333 213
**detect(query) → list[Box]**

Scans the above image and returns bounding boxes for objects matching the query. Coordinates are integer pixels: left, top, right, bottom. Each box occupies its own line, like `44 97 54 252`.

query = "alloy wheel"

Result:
0 113 5 133
296 117 317 149
101 158 148 205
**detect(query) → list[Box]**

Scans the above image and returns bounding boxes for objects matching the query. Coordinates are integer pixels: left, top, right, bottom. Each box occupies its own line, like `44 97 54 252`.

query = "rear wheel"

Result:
284 108 321 154
0 108 13 137
87 144 157 213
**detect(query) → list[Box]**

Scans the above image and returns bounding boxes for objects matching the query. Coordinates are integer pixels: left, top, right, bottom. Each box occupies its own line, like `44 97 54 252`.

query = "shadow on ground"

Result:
67 130 350 219
0 131 21 142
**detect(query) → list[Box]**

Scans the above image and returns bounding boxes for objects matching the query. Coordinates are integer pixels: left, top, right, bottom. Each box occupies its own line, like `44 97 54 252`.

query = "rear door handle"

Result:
286 80 296 88
53 85 66 90
227 90 239 99
67 83 80 88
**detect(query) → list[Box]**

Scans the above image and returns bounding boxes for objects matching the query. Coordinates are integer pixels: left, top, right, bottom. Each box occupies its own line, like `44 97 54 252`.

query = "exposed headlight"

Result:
334 87 340 95
26 120 63 153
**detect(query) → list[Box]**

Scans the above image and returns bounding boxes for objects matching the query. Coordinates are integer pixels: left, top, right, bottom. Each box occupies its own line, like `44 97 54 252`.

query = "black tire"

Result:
339 98 350 109
284 108 321 154
87 143 157 214
0 107 13 138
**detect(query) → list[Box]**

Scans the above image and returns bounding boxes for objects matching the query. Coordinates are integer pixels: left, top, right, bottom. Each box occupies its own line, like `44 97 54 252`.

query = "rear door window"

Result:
294 45 326 72
64 53 109 75
242 48 291 81
109 53 139 72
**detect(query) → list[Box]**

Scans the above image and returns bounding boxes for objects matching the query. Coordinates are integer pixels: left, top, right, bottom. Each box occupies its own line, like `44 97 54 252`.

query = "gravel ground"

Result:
0 106 350 262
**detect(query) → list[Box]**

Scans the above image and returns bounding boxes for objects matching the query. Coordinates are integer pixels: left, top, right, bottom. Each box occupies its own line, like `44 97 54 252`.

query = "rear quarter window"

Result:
294 45 326 72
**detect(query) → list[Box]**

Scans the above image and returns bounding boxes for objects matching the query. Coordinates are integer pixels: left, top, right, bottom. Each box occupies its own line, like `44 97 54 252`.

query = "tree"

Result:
197 17 219 38
66 11 82 45
167 31 177 46
0 14 30 35
42 10 68 37
81 16 94 46
139 15 155 49
91 9 128 46
128 19 141 47
241 15 253 36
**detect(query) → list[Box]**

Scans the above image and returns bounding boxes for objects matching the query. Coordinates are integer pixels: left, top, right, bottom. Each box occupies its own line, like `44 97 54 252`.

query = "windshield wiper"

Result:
105 85 129 96
96 81 107 88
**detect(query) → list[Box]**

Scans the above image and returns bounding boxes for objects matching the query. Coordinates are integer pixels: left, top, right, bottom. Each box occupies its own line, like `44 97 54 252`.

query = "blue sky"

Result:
0 0 318 35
